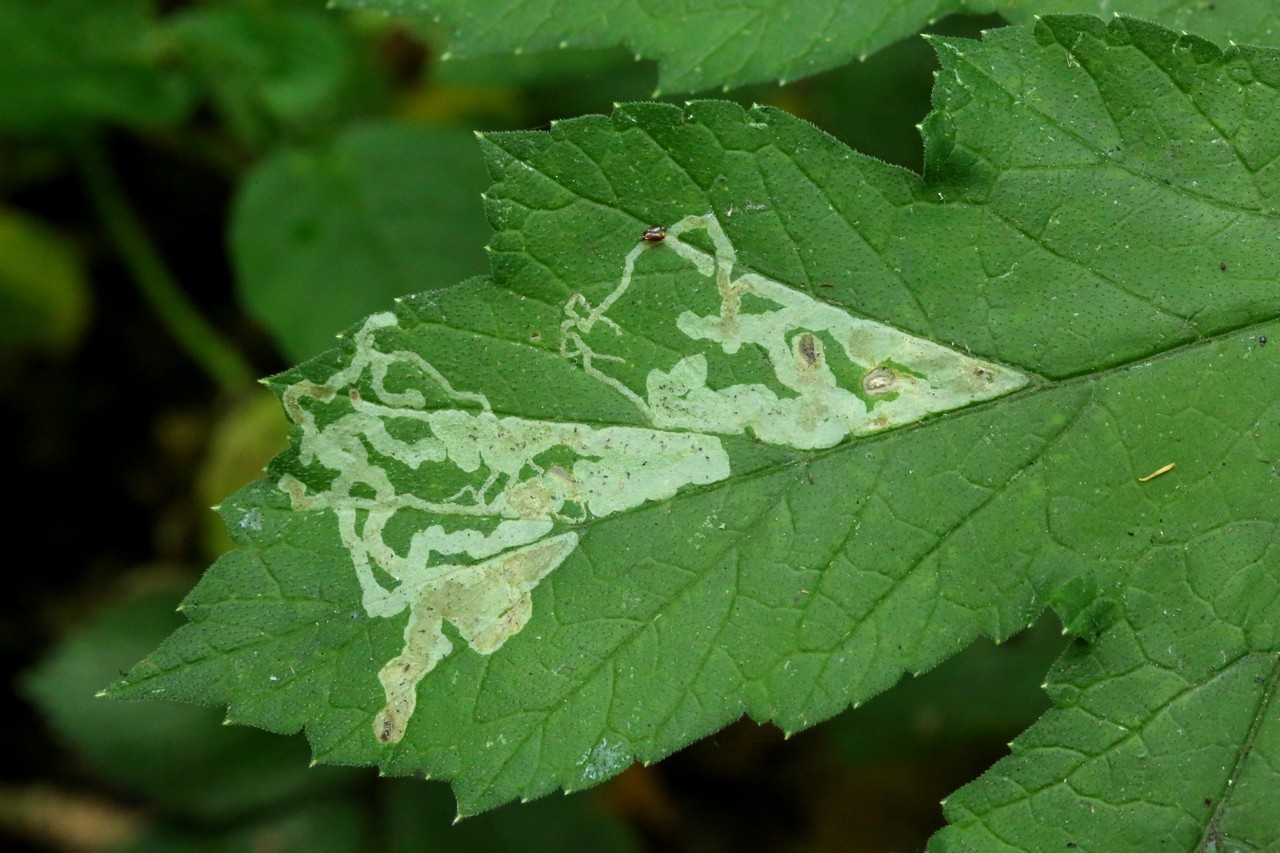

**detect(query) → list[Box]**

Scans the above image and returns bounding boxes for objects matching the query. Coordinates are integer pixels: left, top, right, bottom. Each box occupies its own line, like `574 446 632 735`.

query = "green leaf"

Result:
0 206 90 350
0 0 190 133
120 799 365 853
23 586 357 821
168 5 358 147
230 122 492 360
335 0 1280 93
112 15 1279 846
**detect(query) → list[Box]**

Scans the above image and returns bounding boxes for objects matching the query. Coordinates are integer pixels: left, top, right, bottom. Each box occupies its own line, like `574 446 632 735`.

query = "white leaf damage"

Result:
278 212 1026 745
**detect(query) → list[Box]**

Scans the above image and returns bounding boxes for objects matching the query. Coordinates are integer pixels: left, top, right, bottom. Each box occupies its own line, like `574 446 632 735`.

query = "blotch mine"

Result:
278 313 729 744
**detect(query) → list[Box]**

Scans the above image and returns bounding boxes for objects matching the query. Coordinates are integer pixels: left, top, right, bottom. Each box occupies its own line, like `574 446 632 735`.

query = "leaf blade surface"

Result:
113 18 1280 846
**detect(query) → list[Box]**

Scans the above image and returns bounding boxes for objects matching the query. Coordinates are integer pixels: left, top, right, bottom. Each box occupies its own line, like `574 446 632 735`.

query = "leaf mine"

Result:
278 313 730 743
560 213 1029 449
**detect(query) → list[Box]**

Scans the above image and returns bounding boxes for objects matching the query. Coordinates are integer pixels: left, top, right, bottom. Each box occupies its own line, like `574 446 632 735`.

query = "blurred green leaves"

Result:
0 206 89 350
23 587 358 822
169 4 358 147
231 122 492 360
0 0 370 142
0 0 190 133
24 584 639 851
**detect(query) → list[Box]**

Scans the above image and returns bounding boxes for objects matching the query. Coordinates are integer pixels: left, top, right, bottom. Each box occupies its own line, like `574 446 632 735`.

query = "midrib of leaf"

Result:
337 315 1263 520
1196 652 1280 850
327 301 1268 566
234 294 1255 732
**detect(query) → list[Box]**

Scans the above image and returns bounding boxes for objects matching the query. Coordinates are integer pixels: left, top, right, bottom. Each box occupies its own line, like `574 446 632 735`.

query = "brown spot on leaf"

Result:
377 710 399 743
797 333 818 367
862 366 897 395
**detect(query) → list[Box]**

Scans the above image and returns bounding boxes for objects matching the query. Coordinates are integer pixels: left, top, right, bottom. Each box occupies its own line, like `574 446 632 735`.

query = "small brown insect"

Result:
641 225 667 243
797 333 818 366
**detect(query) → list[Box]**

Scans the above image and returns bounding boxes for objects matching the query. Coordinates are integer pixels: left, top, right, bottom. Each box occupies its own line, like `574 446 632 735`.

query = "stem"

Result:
72 135 254 395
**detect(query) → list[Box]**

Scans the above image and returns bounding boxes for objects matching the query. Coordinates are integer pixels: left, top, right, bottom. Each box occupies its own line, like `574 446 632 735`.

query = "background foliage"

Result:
3 1 1275 851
